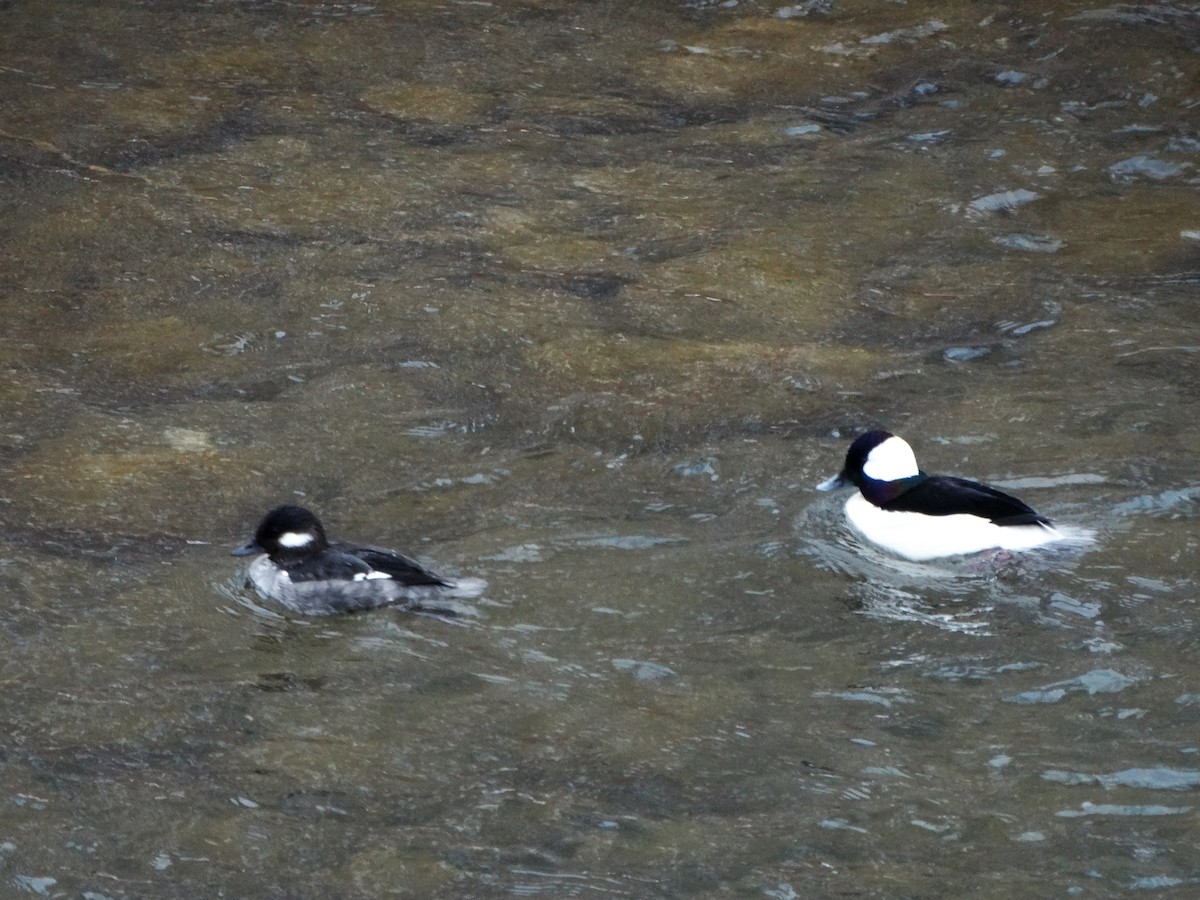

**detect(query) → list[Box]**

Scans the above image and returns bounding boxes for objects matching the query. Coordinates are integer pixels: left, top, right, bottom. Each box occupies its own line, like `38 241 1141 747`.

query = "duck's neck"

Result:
860 472 926 506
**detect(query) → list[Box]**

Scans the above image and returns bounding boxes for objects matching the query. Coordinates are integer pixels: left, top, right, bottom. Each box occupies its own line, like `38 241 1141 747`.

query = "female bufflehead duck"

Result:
816 431 1069 561
232 505 485 616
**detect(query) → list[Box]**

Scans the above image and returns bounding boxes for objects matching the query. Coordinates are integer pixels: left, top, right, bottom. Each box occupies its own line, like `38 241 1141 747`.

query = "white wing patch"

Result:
353 570 393 581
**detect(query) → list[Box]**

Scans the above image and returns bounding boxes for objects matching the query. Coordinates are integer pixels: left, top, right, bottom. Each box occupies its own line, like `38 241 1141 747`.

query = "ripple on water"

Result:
611 658 676 681
794 503 998 634
992 233 1065 253
565 533 687 551
1113 486 1200 517
1056 802 1192 818
1108 154 1189 181
814 687 913 708
1005 668 1144 704
967 188 1039 215
1042 767 1200 790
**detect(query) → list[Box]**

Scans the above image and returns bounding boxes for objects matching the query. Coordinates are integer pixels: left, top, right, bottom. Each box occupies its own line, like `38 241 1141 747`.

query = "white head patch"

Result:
277 530 316 548
862 435 920 482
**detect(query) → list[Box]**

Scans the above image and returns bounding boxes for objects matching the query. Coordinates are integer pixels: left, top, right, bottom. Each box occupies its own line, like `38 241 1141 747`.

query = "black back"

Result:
291 543 452 588
880 475 1052 527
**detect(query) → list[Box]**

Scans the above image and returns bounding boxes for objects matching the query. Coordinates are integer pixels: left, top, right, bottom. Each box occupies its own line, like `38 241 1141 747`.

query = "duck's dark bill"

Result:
816 472 849 492
231 541 263 557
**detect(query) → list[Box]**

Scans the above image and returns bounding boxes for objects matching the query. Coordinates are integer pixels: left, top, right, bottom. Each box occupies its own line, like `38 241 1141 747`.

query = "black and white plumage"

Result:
816 430 1074 561
232 505 485 616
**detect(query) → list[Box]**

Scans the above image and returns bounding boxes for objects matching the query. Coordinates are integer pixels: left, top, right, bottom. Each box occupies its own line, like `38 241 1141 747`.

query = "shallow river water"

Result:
2 1 1199 897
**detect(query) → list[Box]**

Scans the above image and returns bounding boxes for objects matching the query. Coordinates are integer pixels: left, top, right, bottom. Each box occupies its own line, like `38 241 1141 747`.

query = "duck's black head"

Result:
232 505 329 560
817 430 896 491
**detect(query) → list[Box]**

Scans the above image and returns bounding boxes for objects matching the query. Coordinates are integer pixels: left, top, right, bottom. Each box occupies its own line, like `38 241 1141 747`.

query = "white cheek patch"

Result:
862 436 920 481
353 570 393 582
277 531 315 548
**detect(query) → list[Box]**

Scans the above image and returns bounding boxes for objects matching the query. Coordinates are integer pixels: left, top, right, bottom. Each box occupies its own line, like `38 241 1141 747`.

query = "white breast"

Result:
843 494 1060 561
246 555 293 598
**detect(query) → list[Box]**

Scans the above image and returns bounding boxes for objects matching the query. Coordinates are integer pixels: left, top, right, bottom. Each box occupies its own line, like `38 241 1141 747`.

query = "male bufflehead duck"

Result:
816 430 1069 561
232 505 485 616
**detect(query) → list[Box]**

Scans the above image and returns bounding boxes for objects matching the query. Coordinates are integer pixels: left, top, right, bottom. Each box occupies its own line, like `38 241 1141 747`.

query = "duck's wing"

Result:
884 475 1053 527
283 548 375 582
333 543 453 587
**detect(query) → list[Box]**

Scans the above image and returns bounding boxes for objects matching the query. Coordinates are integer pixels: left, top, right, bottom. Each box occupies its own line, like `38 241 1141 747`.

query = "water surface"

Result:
2 1 1199 897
